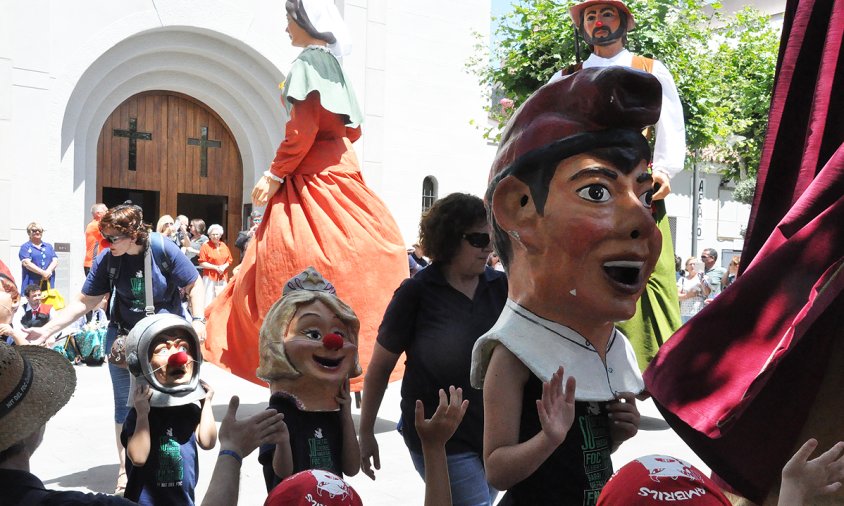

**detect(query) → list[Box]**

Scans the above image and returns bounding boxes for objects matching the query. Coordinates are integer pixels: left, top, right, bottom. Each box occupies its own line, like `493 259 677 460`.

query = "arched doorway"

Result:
96 91 244 263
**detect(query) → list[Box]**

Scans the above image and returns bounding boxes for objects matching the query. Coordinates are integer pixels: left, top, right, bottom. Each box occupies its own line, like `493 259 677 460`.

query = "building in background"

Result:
0 0 496 295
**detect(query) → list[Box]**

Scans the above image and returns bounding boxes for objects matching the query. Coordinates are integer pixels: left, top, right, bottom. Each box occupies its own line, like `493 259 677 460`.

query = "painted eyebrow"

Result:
298 312 344 322
637 172 654 183
586 7 616 15
569 167 619 181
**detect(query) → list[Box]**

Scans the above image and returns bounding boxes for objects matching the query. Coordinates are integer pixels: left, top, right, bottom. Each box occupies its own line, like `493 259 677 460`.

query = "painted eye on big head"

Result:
639 189 654 208
302 329 322 340
576 184 611 203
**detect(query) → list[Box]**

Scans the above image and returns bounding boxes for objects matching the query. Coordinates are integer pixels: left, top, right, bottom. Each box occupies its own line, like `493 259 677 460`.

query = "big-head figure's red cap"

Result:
265 470 362 506
570 0 636 31
488 66 662 183
597 455 732 505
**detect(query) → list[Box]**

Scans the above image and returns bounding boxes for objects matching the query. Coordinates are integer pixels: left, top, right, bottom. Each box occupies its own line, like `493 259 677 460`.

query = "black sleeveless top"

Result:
499 374 614 506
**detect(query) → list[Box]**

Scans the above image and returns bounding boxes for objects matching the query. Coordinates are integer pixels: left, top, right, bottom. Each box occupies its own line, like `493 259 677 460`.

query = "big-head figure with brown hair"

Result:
470 66 662 504
257 267 361 490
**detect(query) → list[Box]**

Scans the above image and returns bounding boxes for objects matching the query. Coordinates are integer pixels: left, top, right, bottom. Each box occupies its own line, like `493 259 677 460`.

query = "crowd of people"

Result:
675 249 741 323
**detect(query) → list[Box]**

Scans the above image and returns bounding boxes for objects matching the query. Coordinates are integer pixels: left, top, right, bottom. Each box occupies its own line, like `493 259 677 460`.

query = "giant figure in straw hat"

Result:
548 0 686 368
470 66 662 504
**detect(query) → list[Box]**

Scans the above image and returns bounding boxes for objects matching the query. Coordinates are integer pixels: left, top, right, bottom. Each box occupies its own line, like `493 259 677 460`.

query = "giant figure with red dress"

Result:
204 0 407 390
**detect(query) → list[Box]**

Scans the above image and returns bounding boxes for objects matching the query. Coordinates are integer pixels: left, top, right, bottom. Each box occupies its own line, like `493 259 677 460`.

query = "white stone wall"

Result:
343 0 497 244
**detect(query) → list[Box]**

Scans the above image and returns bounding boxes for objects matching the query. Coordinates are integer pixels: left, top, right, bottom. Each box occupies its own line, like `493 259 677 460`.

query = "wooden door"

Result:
97 91 243 263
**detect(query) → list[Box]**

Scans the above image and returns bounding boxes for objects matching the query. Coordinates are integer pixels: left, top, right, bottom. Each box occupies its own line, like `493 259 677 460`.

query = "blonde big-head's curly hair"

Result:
256 289 362 382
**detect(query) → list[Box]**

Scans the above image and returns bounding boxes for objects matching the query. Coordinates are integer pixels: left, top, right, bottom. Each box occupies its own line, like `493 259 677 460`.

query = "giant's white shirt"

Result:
549 49 687 178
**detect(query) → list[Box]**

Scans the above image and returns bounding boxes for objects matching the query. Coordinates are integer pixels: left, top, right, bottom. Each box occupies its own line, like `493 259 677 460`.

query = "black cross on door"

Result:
112 118 152 171
187 126 222 177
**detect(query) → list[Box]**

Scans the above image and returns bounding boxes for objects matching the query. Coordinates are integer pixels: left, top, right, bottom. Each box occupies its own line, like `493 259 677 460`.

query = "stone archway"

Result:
97 91 243 262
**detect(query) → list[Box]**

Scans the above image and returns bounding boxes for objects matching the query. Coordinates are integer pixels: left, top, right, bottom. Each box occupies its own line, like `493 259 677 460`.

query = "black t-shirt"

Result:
0 468 136 505
258 393 344 492
500 374 614 506
120 404 201 506
377 264 507 455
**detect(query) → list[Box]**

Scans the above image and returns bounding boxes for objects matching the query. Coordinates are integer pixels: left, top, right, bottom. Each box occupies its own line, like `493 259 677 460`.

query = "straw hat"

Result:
0 343 76 451
569 0 636 31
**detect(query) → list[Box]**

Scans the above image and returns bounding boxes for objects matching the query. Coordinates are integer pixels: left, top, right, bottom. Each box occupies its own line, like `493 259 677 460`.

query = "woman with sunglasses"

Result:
359 193 507 506
18 222 58 296
23 203 205 495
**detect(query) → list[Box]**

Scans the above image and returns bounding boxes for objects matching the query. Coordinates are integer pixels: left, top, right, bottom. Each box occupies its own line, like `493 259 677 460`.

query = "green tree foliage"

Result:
467 0 780 180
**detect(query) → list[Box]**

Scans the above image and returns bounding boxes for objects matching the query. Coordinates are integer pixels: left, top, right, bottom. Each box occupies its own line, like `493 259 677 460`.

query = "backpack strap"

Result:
149 232 172 276
105 253 121 329
631 55 654 73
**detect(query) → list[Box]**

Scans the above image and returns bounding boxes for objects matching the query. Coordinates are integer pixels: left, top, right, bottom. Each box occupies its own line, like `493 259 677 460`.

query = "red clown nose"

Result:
323 333 344 351
596 20 603 27
168 351 189 367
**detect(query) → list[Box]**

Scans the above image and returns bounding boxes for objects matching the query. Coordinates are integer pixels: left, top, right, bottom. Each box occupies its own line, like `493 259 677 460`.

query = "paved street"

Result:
33 360 707 505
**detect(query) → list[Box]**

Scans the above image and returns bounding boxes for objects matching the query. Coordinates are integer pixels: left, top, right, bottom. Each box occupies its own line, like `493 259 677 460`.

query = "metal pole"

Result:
691 151 699 257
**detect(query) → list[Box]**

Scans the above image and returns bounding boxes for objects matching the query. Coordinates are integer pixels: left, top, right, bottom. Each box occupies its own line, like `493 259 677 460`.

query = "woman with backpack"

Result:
23 202 205 496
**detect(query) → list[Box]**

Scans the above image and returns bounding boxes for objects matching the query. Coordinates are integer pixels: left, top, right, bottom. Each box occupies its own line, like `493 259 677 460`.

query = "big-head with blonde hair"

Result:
257 268 361 411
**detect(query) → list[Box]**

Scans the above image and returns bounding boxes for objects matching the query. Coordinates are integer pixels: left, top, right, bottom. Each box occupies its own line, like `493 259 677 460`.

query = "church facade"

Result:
0 0 496 295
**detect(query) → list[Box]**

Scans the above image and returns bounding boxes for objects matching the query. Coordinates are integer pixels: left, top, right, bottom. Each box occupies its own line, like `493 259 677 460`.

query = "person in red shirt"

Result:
84 203 109 275
198 224 233 312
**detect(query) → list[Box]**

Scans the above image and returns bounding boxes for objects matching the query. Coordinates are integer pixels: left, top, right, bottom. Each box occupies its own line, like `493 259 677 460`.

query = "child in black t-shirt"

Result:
255 268 361 491
121 316 217 505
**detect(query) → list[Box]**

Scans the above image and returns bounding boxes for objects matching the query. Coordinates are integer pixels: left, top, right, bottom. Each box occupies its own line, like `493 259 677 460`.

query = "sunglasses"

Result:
462 232 491 249
29 229 43 234
103 234 128 244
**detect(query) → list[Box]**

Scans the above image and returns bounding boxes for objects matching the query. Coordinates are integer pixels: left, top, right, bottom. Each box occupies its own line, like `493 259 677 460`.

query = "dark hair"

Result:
190 219 206 235
23 284 40 298
0 441 25 462
703 248 718 261
488 140 651 270
285 0 337 44
99 201 149 246
419 193 487 264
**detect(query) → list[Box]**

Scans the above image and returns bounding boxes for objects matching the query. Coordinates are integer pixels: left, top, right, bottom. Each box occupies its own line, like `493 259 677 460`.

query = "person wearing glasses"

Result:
700 247 727 297
23 202 205 496
18 222 58 296
359 193 507 506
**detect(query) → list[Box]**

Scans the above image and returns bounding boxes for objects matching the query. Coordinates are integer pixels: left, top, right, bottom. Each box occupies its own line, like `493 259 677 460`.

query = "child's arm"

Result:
127 384 153 466
270 415 293 481
483 346 576 491
416 386 469 506
337 380 361 477
196 380 218 450
607 392 640 453
778 438 844 506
